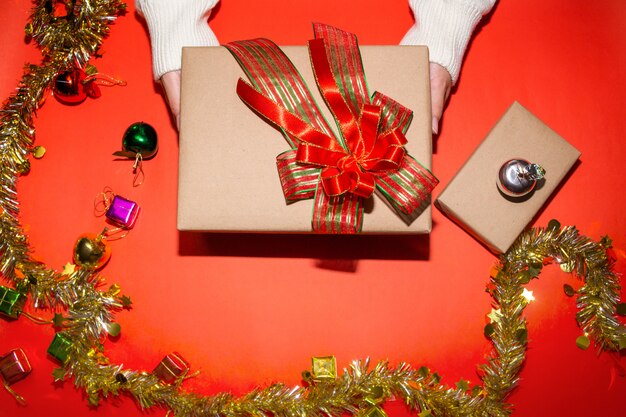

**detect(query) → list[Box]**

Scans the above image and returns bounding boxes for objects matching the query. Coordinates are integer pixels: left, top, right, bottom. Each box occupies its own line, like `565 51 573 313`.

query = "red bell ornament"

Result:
53 68 89 105
53 67 126 105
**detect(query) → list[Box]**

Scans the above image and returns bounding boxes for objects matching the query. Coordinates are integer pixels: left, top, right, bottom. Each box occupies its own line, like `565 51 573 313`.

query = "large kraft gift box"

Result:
178 39 434 233
436 102 581 253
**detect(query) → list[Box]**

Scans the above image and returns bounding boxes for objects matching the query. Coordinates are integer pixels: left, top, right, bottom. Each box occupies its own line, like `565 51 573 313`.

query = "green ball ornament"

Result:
113 122 158 160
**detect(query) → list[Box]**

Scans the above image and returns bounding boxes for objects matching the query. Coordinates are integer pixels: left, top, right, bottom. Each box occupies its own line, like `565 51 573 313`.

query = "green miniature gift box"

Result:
0 286 26 319
47 333 72 363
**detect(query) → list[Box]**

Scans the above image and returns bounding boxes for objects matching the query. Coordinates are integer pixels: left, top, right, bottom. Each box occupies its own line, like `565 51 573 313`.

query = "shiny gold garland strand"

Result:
0 1 624 416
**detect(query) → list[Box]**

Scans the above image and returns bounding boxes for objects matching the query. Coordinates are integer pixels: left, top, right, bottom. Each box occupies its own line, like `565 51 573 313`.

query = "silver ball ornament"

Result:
497 159 546 198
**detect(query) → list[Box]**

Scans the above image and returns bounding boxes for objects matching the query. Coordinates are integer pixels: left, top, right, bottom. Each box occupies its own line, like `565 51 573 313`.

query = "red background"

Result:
1 0 626 416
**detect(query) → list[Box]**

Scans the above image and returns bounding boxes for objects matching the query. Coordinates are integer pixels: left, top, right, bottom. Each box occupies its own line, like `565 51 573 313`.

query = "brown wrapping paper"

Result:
178 45 433 233
435 102 581 253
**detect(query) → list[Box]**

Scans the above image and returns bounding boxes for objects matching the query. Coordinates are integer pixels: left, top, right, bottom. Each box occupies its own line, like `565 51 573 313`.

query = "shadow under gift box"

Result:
435 102 581 254
178 45 433 233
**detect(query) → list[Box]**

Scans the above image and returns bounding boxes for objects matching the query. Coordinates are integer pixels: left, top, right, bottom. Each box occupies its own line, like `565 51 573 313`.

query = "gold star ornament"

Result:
487 308 502 323
521 288 535 303
62 263 76 276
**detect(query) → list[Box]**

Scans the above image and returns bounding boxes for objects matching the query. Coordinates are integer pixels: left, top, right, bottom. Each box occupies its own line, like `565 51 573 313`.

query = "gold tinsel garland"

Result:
0 1 624 416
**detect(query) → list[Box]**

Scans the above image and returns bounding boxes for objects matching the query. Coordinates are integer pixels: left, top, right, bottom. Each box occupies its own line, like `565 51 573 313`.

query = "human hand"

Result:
160 70 182 130
429 62 452 135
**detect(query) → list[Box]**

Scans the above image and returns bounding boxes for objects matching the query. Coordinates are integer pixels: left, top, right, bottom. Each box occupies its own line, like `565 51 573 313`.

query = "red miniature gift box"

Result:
0 348 31 385
153 352 190 384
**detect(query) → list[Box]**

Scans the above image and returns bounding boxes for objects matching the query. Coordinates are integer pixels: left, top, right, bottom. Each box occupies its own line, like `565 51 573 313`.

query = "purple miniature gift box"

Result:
0 348 31 385
105 195 140 228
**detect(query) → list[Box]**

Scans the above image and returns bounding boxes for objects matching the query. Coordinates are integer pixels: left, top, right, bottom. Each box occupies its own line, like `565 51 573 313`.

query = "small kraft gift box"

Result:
435 102 581 253
178 24 437 234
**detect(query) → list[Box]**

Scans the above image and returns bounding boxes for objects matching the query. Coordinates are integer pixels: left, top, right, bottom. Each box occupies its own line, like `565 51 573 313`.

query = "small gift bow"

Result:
226 23 438 233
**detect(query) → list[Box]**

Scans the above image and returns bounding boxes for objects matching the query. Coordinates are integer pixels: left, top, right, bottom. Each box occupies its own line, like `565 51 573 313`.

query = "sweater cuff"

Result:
401 0 495 84
136 0 220 80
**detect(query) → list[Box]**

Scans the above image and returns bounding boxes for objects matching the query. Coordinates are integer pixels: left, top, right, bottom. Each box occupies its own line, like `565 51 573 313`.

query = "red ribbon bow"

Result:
237 38 408 199
227 24 438 233
299 39 409 198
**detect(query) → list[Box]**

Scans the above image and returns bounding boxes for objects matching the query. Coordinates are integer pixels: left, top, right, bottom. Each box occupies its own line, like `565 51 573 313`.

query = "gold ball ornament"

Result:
73 232 111 270
32 146 46 159
24 22 33 39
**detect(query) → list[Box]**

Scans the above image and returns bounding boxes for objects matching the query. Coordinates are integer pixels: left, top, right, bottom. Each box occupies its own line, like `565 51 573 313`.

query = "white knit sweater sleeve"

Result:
136 0 220 80
401 0 496 84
